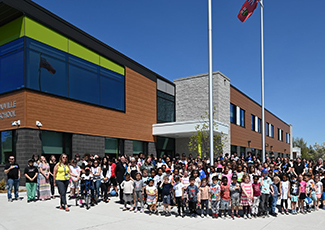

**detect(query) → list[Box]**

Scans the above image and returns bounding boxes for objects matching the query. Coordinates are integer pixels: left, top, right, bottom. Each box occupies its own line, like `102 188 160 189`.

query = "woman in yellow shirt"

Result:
53 154 70 211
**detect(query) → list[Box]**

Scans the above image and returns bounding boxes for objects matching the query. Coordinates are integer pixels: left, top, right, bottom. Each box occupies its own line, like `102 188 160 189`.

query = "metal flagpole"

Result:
260 0 265 163
208 0 214 165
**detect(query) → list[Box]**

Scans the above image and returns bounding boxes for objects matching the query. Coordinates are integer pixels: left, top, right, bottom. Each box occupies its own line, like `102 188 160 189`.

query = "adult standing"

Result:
91 160 102 203
127 157 140 180
108 158 118 194
313 158 324 175
140 157 155 172
38 156 51 200
115 156 126 203
49 155 57 199
4 156 20 202
32 154 40 199
294 158 305 176
53 154 70 211
75 154 83 168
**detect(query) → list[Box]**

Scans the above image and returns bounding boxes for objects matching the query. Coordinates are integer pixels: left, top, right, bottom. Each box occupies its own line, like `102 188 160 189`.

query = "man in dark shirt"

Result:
115 156 126 203
24 159 38 202
4 156 20 202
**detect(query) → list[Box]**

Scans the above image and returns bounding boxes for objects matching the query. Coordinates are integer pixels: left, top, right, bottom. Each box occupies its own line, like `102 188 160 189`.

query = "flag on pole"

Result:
237 0 260 23
39 57 56 74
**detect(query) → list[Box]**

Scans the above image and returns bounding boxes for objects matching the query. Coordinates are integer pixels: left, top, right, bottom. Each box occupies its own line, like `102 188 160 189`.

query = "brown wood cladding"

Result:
0 91 25 131
0 67 157 142
230 86 290 153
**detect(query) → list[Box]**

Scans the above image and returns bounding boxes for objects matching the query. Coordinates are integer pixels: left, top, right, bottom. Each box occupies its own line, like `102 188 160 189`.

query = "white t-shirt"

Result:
316 181 323 195
281 181 289 199
81 173 93 180
173 182 184 197
146 185 157 196
69 165 81 180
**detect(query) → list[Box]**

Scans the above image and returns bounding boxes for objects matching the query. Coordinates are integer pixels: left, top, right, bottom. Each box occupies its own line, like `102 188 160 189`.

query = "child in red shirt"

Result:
220 176 230 219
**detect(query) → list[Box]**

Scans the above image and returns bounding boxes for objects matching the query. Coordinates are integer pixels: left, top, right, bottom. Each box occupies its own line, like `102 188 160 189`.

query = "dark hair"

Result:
201 178 207 183
212 176 219 181
189 176 195 181
125 173 131 177
253 175 259 180
221 176 228 182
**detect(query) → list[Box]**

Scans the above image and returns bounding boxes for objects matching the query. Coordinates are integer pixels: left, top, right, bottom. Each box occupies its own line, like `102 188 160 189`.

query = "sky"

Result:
33 0 325 146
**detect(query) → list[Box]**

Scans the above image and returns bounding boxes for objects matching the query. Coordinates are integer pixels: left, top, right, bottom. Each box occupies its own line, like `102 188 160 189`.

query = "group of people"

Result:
4 151 325 219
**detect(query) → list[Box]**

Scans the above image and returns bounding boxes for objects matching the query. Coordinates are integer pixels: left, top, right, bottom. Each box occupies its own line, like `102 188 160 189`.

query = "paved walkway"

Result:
0 192 324 230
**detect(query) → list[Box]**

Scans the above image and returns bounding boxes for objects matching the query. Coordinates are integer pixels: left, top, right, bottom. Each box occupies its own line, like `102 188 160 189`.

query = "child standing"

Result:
315 175 323 210
270 176 280 217
132 172 144 212
252 175 261 218
298 174 307 213
260 169 273 217
186 177 199 217
24 159 38 202
289 174 300 214
160 175 173 216
121 173 134 211
280 174 290 215
230 174 241 218
146 178 158 215
173 176 185 217
306 173 316 211
220 176 231 219
182 171 190 211
209 176 221 218
199 178 210 218
240 174 253 219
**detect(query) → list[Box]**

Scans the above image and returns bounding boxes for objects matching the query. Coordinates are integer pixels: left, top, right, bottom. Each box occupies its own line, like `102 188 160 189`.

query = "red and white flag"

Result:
237 0 260 23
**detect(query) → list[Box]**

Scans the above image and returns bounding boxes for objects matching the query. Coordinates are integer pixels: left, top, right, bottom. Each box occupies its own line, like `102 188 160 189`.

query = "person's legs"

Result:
95 180 101 200
49 176 55 197
26 183 32 201
13 179 19 199
30 183 36 200
118 183 124 203
7 179 13 200
57 180 68 207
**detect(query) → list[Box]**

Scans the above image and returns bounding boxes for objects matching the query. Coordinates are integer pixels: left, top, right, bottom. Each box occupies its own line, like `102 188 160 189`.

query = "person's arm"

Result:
287 182 291 198
241 184 249 197
18 168 21 179
25 173 32 181
32 172 38 181
278 181 282 196
4 165 13 174
53 163 58 186
95 167 101 177
270 184 274 195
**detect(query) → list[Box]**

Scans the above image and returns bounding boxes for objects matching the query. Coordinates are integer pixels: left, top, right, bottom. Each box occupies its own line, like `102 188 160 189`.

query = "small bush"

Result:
0 179 6 190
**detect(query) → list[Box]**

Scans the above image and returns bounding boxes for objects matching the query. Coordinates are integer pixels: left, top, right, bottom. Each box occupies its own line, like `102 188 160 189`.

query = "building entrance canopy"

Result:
153 120 229 138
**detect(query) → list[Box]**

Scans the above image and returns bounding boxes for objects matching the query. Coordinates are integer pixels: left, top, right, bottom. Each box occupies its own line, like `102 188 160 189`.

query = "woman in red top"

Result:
108 158 118 194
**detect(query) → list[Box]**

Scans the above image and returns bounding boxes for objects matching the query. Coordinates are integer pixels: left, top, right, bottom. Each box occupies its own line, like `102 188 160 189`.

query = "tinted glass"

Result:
230 104 235 123
105 137 118 154
0 37 24 56
26 49 68 97
266 122 269 136
251 115 254 130
100 75 125 111
26 38 67 61
157 96 175 122
240 109 245 127
69 64 100 104
0 49 24 94
1 131 14 164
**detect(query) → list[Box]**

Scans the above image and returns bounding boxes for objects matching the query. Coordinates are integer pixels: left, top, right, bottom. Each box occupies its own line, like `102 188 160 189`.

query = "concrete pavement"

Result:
0 192 324 230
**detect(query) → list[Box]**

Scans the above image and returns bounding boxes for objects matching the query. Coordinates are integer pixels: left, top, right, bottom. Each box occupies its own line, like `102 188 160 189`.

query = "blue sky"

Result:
33 0 325 146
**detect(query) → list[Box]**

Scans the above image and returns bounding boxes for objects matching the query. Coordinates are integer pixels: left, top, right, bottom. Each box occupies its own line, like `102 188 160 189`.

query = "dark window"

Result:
240 108 245 127
230 103 236 124
133 140 148 155
266 122 269 136
69 64 100 105
41 130 72 159
0 47 24 94
157 136 175 158
257 118 261 133
270 125 274 138
157 90 175 123
251 115 255 131
105 137 118 157
0 130 16 164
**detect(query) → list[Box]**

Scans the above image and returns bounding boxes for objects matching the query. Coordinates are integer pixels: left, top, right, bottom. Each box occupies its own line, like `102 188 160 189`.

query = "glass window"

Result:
270 125 274 138
257 118 261 133
100 75 125 111
105 137 118 155
0 37 24 56
0 131 15 164
0 49 24 94
240 109 245 127
26 38 67 61
157 90 175 123
251 115 255 131
69 55 98 73
133 140 144 155
266 122 269 136
41 131 72 157
69 64 100 104
230 104 236 124
156 136 175 157
26 49 68 97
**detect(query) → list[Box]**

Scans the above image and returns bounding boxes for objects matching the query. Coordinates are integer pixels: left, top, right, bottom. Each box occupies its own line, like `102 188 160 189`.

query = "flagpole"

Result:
208 0 214 165
260 0 265 163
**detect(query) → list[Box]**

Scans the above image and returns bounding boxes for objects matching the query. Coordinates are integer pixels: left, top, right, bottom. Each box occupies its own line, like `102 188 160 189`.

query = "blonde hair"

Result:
58 154 67 166
273 176 280 183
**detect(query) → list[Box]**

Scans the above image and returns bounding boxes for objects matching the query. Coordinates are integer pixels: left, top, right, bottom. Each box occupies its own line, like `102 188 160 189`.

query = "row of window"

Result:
0 130 15 164
230 103 245 127
0 37 125 111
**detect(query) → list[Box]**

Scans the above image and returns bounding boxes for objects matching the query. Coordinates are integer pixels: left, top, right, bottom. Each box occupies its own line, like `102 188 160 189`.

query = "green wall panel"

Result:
25 17 68 52
100 56 124 76
0 16 25 46
68 40 99 65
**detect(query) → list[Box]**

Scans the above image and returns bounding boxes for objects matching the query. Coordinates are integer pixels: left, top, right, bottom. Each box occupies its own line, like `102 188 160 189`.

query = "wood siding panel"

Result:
0 91 25 131
230 86 290 153
24 67 156 142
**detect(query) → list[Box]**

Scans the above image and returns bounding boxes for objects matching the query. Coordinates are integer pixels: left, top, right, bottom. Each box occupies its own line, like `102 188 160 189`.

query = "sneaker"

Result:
244 214 247 219
266 213 270 218
215 214 218 219
236 214 241 218
285 210 289 215
154 210 159 215
161 211 166 216
122 207 127 211
129 207 134 211
231 213 234 219
182 214 185 218
281 211 285 215
140 208 144 213
149 210 152 216
201 214 204 218
165 212 171 217
134 209 137 213
8 198 13 202
248 214 252 219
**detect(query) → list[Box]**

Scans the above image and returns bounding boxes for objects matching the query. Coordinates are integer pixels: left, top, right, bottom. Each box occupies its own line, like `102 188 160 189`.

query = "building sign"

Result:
0 101 17 119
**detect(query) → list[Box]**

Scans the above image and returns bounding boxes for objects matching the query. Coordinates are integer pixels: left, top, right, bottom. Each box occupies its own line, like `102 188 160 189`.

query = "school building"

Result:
0 0 292 181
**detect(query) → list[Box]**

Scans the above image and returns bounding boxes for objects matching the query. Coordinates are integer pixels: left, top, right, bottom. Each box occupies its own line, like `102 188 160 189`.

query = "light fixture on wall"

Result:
36 121 43 127
11 120 20 127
